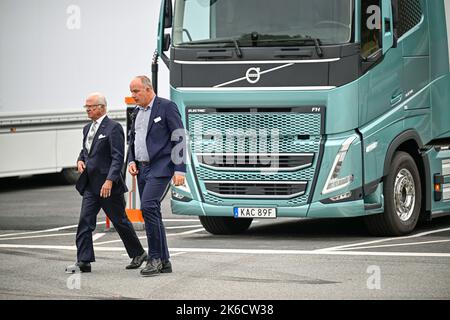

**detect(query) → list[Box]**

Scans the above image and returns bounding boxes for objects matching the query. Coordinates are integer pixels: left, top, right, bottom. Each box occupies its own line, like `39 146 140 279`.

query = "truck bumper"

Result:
171 197 366 218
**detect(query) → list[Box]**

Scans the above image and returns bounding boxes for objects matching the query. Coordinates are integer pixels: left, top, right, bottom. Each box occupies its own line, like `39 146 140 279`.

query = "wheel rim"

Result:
394 168 416 222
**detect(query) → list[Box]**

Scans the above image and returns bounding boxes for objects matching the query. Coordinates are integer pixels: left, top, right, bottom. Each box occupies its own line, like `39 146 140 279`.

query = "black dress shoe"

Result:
65 262 91 273
161 260 172 273
140 258 162 277
126 252 148 270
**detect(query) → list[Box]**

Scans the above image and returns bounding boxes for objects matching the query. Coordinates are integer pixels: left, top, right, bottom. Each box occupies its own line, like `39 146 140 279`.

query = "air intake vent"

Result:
204 181 307 199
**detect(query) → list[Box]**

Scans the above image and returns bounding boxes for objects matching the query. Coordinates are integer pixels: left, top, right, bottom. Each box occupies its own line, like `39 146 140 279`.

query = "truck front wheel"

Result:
364 151 422 236
199 216 252 235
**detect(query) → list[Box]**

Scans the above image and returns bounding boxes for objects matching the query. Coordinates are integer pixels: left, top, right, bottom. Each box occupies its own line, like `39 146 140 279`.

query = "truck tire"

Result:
59 168 81 185
364 151 421 236
199 216 252 235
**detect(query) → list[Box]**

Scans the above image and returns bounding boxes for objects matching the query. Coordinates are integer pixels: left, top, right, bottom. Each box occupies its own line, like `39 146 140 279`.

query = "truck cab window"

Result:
361 0 382 59
173 0 353 46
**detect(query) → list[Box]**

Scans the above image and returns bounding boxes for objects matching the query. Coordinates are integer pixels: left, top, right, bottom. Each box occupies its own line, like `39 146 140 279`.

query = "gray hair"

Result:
135 75 153 89
88 92 107 108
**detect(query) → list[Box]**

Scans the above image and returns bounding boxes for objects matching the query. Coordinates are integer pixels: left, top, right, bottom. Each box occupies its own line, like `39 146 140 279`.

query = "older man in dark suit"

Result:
66 93 147 273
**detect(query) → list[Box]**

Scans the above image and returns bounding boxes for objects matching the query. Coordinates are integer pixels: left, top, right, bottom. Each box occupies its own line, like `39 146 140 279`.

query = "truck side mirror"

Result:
163 33 171 52
157 0 173 57
164 0 173 28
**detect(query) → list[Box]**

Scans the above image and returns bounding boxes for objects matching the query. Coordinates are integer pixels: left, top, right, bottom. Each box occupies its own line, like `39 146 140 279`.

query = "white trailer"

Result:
0 0 168 182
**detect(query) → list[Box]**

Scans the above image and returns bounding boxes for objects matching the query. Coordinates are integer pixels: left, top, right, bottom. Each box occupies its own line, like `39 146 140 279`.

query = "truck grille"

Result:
187 107 324 205
204 181 307 199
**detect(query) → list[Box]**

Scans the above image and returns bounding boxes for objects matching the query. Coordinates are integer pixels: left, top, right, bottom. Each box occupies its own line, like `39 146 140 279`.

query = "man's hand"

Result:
172 174 185 186
100 180 113 198
128 162 139 176
77 161 86 173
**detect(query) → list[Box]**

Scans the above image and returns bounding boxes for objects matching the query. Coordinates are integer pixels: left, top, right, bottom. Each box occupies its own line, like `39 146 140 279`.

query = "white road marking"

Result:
121 251 187 257
162 219 199 222
171 252 188 257
92 233 106 242
94 238 147 246
167 228 205 236
0 219 198 239
0 225 77 238
94 227 206 246
1 244 449 258
316 227 450 252
166 224 203 230
0 244 77 251
0 221 106 238
0 233 76 241
335 239 450 251
168 247 450 258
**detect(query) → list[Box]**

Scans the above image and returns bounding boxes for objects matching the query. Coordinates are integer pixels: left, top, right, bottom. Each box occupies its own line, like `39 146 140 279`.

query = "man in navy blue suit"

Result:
66 93 147 274
127 76 186 277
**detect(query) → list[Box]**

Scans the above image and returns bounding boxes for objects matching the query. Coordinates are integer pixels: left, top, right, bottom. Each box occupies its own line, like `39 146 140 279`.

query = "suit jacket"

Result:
76 116 128 196
127 96 186 177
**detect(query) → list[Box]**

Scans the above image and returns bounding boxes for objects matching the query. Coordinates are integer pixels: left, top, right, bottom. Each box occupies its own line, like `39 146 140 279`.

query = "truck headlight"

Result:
322 136 356 195
171 181 192 202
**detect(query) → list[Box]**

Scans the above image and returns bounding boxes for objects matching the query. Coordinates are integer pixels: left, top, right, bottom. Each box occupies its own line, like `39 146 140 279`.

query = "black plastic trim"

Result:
364 179 382 196
364 203 383 210
307 132 326 204
430 210 450 219
423 151 432 212
171 44 361 89
319 187 363 204
383 130 424 176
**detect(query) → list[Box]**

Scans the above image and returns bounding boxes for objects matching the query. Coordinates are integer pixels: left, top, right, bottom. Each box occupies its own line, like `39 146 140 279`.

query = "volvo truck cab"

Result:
153 0 450 236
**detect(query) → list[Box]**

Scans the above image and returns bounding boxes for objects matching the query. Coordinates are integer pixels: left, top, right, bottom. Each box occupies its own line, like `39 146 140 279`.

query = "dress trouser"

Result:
76 190 144 262
136 164 171 261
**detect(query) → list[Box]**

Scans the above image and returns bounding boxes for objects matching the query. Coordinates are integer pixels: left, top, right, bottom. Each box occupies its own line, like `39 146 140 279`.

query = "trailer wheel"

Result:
364 151 421 236
59 168 80 185
199 216 252 235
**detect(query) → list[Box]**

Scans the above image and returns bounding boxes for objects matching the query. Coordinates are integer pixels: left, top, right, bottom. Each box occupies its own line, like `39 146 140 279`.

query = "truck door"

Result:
359 0 403 125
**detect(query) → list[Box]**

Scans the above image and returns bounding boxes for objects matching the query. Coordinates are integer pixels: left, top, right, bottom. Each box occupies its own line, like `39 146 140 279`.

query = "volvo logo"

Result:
245 67 261 84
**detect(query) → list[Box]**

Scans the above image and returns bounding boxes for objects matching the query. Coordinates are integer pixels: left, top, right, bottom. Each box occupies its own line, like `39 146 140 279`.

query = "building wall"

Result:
0 0 169 113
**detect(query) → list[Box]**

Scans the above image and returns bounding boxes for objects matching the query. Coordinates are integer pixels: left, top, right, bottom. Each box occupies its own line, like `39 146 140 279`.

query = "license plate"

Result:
234 207 277 219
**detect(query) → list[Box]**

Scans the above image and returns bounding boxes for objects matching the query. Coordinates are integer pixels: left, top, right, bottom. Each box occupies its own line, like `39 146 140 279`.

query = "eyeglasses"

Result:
83 104 104 109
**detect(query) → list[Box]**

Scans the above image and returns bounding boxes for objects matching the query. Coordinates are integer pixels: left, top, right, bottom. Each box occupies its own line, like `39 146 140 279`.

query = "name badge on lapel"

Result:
154 116 162 123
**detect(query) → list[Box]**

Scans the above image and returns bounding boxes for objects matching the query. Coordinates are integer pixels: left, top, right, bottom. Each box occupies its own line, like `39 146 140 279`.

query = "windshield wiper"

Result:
283 35 323 57
232 39 243 58
305 36 324 58
239 33 324 57
179 37 243 58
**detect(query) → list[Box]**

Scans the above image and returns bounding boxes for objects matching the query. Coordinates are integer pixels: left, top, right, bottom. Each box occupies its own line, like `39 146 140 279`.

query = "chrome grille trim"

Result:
196 153 314 172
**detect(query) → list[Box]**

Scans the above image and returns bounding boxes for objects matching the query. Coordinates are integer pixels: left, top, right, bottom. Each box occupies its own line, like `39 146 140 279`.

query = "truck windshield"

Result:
173 0 353 47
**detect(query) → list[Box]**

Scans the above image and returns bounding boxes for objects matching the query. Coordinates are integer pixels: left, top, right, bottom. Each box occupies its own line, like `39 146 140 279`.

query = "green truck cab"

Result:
155 0 450 236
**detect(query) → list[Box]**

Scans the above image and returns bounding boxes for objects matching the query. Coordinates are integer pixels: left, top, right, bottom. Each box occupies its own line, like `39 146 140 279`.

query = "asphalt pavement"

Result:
0 175 449 300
